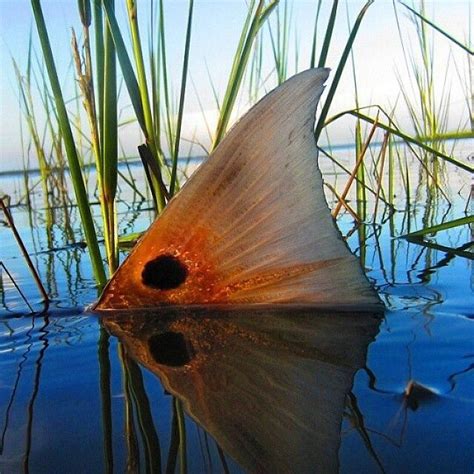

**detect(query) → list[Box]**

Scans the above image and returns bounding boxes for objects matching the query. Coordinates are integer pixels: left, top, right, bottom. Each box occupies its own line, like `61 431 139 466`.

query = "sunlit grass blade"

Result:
309 0 323 68
211 0 258 149
248 32 263 102
93 0 105 140
73 0 118 273
158 0 174 157
400 1 473 55
138 144 170 202
102 0 118 272
325 108 474 173
373 132 390 220
170 0 194 196
126 0 155 146
268 0 290 85
118 230 143 249
315 0 373 141
392 0 464 193
102 0 166 210
149 0 161 144
317 0 338 68
103 5 118 194
31 0 106 286
102 0 146 132
12 59 51 204
416 130 474 140
346 1 366 218
212 0 279 150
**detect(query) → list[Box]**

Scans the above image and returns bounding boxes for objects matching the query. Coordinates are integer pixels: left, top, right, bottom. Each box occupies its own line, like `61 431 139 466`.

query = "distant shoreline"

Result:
1 136 472 177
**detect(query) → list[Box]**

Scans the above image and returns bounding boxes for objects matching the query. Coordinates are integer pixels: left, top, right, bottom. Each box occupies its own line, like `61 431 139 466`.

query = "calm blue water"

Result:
0 158 473 473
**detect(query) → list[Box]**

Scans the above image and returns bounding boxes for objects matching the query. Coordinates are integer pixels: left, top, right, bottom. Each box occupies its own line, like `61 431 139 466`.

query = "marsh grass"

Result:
72 0 119 274
268 0 291 85
5 1 474 463
396 0 450 190
211 0 279 150
400 1 473 56
31 0 107 286
391 1 474 198
17 0 472 288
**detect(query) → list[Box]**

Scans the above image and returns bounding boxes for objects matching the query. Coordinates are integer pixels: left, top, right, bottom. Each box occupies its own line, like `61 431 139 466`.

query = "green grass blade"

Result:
78 0 92 27
74 0 118 273
315 0 373 141
267 1 287 84
416 130 474 140
170 0 194 196
103 0 166 210
102 0 118 272
149 0 161 145
102 6 118 201
159 0 174 155
310 0 323 68
126 0 154 146
259 1 279 25
211 0 257 149
212 0 279 150
118 230 143 248
93 0 105 147
325 108 474 173
102 0 146 132
317 0 338 68
346 1 366 215
400 2 473 55
31 0 106 286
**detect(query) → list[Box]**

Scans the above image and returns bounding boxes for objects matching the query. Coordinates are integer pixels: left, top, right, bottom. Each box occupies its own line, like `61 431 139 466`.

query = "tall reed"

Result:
72 0 119 273
31 0 107 286
211 0 279 150
23 0 474 288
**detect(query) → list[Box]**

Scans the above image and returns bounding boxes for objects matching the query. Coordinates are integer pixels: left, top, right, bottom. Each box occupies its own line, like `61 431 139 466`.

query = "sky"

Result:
0 0 472 172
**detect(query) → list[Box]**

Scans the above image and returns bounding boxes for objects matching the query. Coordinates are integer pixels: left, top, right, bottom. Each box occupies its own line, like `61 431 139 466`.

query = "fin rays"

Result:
96 68 380 310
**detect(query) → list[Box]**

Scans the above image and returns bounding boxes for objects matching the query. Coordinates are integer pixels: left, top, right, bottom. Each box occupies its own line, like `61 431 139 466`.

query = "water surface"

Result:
1 156 473 473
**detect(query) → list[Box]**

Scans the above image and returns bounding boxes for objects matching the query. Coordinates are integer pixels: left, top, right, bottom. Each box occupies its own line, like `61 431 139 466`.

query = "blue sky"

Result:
0 1 472 172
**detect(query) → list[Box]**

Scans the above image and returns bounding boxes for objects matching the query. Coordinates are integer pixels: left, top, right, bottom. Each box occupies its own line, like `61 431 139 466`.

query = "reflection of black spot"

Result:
149 332 193 367
142 255 187 290
404 381 437 411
